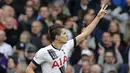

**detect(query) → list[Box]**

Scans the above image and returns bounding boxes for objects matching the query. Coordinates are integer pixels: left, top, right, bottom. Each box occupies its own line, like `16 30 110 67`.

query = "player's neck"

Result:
52 40 63 50
0 41 4 46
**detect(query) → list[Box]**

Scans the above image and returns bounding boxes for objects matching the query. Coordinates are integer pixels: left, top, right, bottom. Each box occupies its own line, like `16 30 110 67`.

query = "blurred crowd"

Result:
0 0 130 73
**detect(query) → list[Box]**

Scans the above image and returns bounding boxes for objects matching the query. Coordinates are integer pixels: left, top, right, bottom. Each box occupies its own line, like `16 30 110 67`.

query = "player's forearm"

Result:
26 67 35 73
76 17 101 45
83 17 100 36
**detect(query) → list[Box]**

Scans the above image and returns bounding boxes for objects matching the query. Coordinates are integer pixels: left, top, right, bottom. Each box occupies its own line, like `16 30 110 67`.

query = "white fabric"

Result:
81 49 92 56
0 42 13 58
33 39 75 73
88 36 96 49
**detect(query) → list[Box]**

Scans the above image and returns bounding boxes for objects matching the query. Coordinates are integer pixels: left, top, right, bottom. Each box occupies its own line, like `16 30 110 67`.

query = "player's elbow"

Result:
26 62 37 73
26 66 30 73
76 33 88 45
26 66 34 73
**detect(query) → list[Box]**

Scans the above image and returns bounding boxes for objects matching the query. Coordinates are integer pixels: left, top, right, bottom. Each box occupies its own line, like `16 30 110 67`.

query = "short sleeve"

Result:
65 38 76 48
63 38 76 56
32 50 45 66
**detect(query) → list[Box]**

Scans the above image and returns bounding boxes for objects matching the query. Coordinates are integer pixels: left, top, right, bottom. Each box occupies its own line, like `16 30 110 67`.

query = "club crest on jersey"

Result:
48 49 58 59
52 56 67 68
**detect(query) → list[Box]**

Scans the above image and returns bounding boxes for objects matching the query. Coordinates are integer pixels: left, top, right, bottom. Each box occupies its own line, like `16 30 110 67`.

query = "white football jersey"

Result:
32 39 76 73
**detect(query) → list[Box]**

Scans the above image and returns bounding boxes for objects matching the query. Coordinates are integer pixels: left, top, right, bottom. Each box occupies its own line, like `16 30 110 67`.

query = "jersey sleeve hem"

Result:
32 60 40 67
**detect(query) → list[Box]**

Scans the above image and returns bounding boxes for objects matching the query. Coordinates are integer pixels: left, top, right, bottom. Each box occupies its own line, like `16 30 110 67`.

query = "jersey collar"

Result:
51 44 61 51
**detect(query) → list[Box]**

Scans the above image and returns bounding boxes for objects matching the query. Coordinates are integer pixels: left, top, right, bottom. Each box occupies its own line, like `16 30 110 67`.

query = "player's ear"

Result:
55 35 60 40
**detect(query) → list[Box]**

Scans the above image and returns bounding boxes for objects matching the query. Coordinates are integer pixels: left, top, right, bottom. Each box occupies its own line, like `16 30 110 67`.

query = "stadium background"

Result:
0 0 130 73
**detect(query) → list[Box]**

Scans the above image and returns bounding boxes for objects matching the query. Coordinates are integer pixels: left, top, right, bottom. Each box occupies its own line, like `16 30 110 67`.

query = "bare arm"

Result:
75 4 108 45
26 62 37 73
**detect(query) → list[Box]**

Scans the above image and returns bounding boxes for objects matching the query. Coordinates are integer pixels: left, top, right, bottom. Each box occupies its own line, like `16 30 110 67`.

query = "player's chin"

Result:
63 40 67 44
64 41 67 44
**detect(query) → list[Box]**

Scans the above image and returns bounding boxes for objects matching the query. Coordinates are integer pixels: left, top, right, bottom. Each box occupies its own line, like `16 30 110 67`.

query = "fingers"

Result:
101 4 105 10
103 5 108 10
101 4 108 10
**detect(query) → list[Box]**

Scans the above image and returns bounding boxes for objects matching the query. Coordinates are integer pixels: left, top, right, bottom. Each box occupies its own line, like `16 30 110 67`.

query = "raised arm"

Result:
75 4 108 46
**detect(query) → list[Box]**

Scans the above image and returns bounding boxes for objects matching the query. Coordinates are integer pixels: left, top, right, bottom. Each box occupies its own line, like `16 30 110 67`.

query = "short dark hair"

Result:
49 24 64 42
8 56 18 65
39 5 49 11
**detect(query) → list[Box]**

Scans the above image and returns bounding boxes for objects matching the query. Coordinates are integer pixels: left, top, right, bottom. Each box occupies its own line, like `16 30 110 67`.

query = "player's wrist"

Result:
95 16 101 20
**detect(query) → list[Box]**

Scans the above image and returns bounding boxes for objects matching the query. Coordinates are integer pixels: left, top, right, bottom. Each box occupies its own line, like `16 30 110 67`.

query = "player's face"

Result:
59 28 68 44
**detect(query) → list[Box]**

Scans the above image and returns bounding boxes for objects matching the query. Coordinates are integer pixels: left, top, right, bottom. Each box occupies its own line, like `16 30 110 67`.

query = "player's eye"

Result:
63 32 66 35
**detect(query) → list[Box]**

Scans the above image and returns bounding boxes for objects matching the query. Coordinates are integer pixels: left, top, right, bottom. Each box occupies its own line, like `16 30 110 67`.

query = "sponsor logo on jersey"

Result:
52 56 67 68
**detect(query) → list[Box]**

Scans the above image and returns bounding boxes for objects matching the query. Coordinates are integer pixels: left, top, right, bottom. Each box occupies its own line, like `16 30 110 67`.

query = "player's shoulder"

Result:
34 45 53 58
36 45 52 54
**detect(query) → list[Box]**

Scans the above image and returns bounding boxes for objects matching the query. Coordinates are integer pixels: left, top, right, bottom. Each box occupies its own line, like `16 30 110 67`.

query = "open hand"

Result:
97 4 108 19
